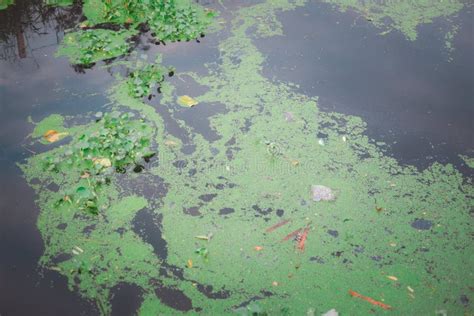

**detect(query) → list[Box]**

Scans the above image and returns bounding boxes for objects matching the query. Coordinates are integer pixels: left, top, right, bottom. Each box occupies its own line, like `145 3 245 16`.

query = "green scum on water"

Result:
20 0 473 315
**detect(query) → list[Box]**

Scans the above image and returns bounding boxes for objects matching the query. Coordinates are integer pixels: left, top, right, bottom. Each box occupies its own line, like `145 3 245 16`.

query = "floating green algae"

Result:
460 155 474 169
20 0 473 315
322 0 463 41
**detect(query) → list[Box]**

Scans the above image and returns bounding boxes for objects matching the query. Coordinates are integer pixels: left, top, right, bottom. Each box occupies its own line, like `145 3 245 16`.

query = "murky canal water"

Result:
0 0 473 315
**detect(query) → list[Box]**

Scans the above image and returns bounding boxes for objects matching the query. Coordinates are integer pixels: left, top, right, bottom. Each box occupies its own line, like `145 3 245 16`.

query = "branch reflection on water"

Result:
0 0 82 63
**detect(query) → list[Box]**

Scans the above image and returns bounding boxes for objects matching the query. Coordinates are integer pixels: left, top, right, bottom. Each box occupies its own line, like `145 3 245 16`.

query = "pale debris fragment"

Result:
311 185 336 201
284 111 294 122
164 139 178 147
322 309 339 316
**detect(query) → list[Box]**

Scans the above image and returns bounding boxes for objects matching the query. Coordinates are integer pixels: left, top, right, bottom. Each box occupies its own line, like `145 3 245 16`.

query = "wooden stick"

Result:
349 290 392 310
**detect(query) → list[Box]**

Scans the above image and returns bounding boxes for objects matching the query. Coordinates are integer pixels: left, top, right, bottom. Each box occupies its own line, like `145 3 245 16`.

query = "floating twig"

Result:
281 228 302 242
266 219 290 233
349 290 392 310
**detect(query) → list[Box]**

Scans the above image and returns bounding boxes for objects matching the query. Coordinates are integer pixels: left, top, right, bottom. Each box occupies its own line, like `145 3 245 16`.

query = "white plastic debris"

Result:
322 309 339 316
311 185 336 201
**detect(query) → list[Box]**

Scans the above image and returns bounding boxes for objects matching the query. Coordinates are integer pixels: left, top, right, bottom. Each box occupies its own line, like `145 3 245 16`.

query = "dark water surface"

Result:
0 0 473 315
258 1 474 171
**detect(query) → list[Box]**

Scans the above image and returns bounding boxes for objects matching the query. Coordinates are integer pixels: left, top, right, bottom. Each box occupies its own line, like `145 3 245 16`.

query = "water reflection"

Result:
0 0 81 62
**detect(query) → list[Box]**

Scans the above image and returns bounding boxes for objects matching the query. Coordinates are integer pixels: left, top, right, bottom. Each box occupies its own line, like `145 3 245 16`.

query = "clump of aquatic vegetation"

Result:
127 63 175 98
0 0 14 10
43 112 154 215
44 0 73 7
56 0 215 65
83 0 215 41
57 29 135 66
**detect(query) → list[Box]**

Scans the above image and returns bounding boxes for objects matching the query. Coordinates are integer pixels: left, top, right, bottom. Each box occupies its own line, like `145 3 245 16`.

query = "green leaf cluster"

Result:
0 0 14 10
146 0 216 42
45 112 154 215
127 63 174 98
83 0 216 42
56 29 135 66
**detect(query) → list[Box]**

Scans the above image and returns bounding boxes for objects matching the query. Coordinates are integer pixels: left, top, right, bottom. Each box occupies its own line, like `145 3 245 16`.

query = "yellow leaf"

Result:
178 95 199 107
43 130 68 143
387 275 398 281
407 286 414 293
93 157 112 168
291 159 299 166
187 259 193 268
164 140 178 147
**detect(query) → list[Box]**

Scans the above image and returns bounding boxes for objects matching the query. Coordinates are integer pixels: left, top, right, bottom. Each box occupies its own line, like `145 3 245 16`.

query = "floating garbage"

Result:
311 185 336 201
195 232 213 242
322 309 339 316
387 275 398 281
284 111 294 122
